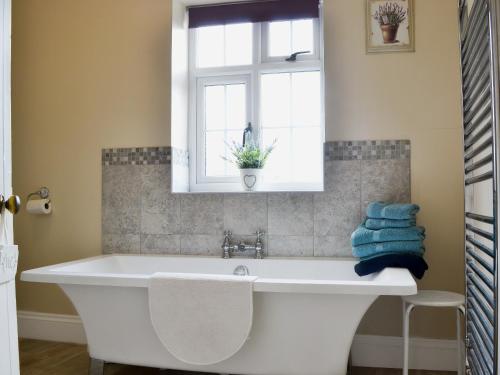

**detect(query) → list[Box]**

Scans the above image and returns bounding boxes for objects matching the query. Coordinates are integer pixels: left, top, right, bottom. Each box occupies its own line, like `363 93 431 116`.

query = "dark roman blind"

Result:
188 0 320 28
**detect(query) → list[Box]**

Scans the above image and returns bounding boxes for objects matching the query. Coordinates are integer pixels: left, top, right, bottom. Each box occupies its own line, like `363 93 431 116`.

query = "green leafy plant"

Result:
374 2 407 26
222 140 276 169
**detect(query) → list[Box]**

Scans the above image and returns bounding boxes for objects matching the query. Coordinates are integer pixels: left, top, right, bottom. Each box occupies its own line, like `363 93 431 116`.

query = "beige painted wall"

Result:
12 0 463 339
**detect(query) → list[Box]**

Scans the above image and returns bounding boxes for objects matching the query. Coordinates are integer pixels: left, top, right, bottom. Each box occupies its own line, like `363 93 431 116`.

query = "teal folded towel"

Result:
352 240 424 258
367 202 420 220
364 218 416 230
351 225 425 246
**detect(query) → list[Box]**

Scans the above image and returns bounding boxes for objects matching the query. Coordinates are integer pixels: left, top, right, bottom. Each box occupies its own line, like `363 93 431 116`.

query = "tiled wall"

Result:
102 140 410 257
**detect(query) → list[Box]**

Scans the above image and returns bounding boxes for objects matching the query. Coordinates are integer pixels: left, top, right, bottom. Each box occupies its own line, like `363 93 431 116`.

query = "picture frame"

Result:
366 0 415 54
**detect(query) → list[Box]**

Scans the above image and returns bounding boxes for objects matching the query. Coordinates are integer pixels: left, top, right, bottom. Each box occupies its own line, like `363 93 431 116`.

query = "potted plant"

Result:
373 2 407 44
223 141 276 192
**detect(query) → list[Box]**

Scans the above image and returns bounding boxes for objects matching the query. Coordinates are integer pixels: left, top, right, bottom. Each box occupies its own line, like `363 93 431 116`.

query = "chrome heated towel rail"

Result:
459 0 500 373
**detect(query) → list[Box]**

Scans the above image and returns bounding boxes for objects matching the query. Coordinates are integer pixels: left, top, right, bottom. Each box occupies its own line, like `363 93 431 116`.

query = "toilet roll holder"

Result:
27 186 50 201
25 186 51 214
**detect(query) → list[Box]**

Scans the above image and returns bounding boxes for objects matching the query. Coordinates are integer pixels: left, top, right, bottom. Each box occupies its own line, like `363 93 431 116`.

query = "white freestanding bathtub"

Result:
21 255 417 375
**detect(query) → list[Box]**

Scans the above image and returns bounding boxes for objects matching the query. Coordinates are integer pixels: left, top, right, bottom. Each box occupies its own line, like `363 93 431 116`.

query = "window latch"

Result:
285 51 311 62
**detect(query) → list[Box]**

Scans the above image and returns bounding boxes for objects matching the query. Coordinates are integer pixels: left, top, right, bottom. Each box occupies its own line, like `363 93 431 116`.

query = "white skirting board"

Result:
17 311 87 345
351 334 461 371
17 310 461 371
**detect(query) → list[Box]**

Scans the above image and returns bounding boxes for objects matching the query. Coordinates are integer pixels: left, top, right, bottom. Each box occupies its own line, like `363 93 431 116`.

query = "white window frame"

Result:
188 18 324 193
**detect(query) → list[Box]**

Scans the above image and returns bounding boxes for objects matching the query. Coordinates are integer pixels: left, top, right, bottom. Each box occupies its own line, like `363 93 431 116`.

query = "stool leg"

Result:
402 300 406 336
403 303 415 375
89 358 104 375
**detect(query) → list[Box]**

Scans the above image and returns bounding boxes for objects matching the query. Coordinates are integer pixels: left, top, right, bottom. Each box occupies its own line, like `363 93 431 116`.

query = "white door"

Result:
0 0 19 374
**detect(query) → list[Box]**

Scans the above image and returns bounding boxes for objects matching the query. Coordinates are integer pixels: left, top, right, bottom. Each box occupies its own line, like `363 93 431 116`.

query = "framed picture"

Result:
366 0 415 54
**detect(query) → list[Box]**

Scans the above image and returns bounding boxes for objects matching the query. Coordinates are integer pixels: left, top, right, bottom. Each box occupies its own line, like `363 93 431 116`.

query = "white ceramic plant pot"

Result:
239 168 262 192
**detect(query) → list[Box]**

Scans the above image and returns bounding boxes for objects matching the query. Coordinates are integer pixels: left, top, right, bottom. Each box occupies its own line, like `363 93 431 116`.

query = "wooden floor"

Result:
19 339 456 375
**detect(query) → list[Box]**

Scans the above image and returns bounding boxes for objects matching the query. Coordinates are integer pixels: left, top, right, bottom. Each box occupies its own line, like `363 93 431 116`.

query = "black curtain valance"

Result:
188 0 320 28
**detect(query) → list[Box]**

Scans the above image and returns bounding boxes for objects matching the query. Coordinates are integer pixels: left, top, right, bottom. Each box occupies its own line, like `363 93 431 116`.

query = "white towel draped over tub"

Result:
148 272 258 366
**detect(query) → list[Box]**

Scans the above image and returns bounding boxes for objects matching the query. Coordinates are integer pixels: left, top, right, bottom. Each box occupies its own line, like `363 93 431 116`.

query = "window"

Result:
188 0 323 191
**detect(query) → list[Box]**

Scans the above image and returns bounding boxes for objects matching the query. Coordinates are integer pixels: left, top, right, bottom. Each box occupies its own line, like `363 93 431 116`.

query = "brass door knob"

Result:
4 195 21 215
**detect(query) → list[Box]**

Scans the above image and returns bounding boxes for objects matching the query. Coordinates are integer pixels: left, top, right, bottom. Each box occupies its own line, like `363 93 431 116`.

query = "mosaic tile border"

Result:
102 147 171 166
102 140 410 166
325 140 411 161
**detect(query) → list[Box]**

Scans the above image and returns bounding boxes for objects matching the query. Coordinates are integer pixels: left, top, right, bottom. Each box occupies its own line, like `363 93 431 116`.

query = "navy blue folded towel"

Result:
367 202 420 220
354 254 428 279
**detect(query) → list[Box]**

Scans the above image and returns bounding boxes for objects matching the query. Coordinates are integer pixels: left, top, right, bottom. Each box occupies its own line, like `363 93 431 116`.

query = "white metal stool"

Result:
402 290 465 375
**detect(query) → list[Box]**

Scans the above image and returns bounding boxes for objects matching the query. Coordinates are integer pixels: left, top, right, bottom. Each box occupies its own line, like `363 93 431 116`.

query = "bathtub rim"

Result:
20 254 417 296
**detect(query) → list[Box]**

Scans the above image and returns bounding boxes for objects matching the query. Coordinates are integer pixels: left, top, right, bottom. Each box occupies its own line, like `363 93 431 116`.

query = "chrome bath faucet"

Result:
222 230 265 259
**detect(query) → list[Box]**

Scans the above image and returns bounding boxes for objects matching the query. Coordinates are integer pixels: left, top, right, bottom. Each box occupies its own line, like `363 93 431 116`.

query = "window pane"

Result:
203 82 247 177
225 130 242 176
292 20 314 55
226 84 246 130
197 26 224 68
205 130 240 177
262 128 291 183
225 23 253 66
268 21 291 57
268 19 314 57
291 71 321 127
205 85 225 131
261 73 291 127
205 131 227 177
292 127 322 183
197 23 252 68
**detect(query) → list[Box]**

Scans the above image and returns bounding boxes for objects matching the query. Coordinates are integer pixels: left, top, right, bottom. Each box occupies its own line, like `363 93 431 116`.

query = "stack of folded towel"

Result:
351 202 428 279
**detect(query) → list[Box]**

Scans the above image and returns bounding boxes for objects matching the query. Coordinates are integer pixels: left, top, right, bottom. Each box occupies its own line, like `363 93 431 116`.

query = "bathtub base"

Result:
63 284 376 375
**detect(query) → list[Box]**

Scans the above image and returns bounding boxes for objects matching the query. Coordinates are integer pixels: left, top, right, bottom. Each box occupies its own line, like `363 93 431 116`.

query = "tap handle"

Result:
222 230 232 259
256 230 265 242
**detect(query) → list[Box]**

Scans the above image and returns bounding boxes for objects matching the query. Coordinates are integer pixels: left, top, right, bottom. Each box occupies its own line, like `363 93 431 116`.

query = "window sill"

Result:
175 182 324 194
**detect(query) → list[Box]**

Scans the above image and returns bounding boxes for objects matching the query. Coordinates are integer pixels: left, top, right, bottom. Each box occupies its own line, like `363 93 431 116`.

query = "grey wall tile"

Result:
268 193 314 236
102 207 141 234
314 236 353 258
361 159 411 216
142 208 181 235
324 160 361 199
141 164 171 189
102 165 141 236
180 194 224 235
314 195 361 237
180 235 222 256
315 160 361 243
103 234 140 254
102 165 142 210
224 193 268 235
141 165 180 235
141 234 180 255
268 235 314 257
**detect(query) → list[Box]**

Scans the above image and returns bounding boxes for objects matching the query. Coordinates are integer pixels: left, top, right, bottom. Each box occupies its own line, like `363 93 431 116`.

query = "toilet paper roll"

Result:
26 199 52 215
